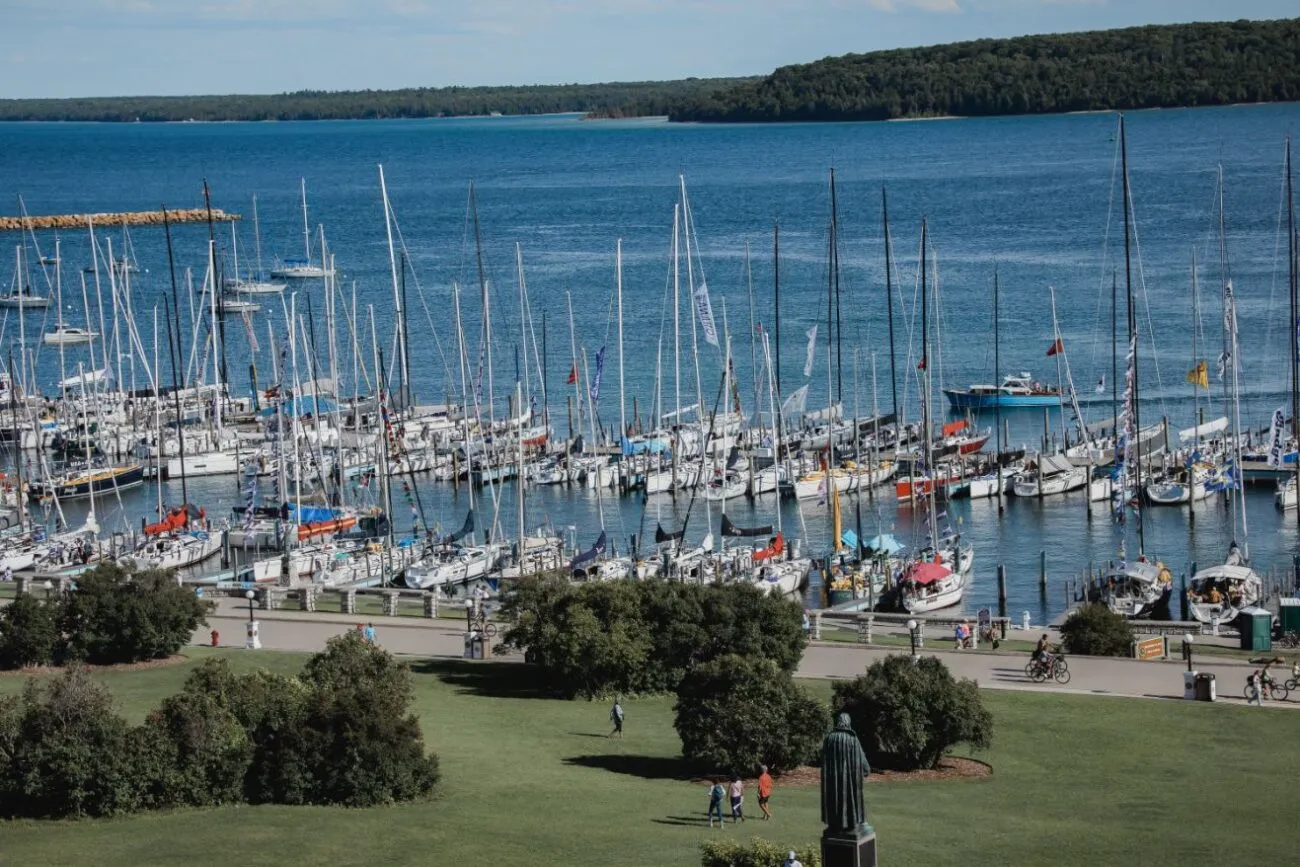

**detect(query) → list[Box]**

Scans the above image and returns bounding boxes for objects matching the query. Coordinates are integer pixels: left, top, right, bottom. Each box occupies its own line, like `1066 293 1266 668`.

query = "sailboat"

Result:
226 196 286 294
0 246 51 309
271 179 333 279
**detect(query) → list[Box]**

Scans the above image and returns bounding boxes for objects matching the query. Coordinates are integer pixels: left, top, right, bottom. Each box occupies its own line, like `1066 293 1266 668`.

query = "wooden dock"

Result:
0 208 240 232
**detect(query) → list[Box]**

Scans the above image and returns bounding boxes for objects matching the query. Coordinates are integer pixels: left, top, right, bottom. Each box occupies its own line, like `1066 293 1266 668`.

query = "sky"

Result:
0 0 1294 99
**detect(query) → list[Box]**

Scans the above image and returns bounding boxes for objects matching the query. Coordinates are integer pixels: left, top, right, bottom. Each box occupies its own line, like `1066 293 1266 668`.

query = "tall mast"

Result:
616 239 626 442
300 177 312 262
252 194 264 275
1111 271 1118 448
773 221 781 393
1287 137 1298 539
993 268 1003 509
882 187 899 424
673 205 682 430
1119 115 1144 557
830 168 843 404
378 165 409 410
920 219 937 544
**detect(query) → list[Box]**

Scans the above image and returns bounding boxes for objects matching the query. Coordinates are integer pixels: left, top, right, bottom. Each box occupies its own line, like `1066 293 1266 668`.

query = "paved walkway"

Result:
193 599 1293 709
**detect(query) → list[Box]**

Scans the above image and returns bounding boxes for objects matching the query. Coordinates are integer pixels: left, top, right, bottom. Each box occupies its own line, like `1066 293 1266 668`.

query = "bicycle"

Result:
1244 675 1289 702
1277 631 1300 650
472 610 498 639
1025 653 1071 684
1283 663 1300 693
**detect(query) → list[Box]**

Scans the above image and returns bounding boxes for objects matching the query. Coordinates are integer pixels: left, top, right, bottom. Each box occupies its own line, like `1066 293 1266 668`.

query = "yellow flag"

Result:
1187 360 1208 389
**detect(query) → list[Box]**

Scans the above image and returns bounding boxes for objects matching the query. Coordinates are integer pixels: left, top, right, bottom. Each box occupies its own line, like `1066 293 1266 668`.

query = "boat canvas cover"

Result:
721 513 772 538
654 522 685 544
865 534 904 555
621 436 670 456
942 419 968 437
444 510 475 544
907 562 952 585
1178 416 1229 443
569 531 607 568
752 532 784 561
1038 455 1075 476
287 504 340 524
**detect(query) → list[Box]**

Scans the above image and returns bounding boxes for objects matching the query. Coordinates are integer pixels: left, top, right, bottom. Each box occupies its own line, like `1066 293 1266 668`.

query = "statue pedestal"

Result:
822 827 877 867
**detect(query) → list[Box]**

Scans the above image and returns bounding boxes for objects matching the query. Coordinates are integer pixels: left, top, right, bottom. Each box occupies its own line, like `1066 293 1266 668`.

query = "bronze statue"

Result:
820 712 871 835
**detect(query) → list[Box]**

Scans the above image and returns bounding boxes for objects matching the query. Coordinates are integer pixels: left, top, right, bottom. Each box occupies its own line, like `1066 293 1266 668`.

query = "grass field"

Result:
0 648 1296 867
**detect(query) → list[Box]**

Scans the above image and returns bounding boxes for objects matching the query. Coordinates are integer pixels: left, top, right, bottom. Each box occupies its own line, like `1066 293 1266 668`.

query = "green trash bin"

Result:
1279 599 1300 636
1238 606 1273 652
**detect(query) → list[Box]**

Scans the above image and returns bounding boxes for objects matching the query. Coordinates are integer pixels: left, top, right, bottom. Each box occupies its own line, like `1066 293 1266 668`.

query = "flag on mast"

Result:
589 346 606 403
694 281 719 347
803 324 818 377
1186 360 1208 389
566 363 577 385
1046 338 1064 357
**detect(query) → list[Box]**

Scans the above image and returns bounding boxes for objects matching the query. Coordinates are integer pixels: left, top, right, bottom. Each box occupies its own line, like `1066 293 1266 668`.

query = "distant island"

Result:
668 18 1300 122
1 18 1296 124
0 79 752 123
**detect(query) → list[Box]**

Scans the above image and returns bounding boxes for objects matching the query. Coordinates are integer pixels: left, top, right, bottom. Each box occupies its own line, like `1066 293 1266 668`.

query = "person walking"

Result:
757 765 773 820
608 699 625 738
728 775 745 823
707 779 725 827
364 623 376 644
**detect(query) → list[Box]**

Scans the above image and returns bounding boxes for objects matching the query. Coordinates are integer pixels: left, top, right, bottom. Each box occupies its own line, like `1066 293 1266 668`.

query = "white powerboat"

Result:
42 325 98 346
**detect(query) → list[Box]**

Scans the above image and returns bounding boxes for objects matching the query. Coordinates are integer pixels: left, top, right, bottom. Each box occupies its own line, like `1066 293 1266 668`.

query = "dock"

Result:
0 208 240 232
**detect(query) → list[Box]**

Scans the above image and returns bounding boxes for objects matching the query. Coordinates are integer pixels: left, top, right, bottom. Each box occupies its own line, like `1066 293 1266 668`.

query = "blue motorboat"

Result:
943 372 1062 409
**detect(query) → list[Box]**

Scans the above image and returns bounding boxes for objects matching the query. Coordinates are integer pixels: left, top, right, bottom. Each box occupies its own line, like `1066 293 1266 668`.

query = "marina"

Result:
2 105 1300 625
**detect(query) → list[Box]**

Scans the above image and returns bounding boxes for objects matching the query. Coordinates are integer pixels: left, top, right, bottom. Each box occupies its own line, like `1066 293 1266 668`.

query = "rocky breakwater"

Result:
0 208 240 232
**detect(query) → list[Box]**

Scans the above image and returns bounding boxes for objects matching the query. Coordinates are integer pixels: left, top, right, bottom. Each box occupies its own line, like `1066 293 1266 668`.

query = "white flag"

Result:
780 384 809 417
1267 406 1287 467
693 280 719 347
1094 375 1105 395
803 324 818 377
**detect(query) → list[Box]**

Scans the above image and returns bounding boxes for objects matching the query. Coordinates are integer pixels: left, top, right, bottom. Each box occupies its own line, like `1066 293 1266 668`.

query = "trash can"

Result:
1194 673 1216 702
1280 598 1300 636
1238 607 1273 652
463 632 474 659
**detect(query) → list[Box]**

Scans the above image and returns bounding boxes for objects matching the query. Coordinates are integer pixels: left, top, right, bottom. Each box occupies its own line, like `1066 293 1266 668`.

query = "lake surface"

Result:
3 105 1300 620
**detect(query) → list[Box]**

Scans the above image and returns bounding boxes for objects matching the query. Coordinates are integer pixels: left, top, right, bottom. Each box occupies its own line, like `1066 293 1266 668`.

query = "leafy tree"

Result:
137 688 251 808
674 654 827 775
59 562 211 665
1060 603 1135 657
832 655 991 771
0 594 59 669
0 667 141 818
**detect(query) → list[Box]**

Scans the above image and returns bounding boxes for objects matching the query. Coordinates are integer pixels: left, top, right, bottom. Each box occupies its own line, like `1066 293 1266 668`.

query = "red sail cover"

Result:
941 419 968 437
753 533 784 562
145 508 189 536
907 562 951 585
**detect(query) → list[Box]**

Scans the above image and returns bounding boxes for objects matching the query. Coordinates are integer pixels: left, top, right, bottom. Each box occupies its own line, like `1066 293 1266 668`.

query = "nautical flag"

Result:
803 325 818 377
566 363 577 385
781 384 809 417
694 280 719 347
589 345 606 403
1094 375 1106 395
917 355 927 371
1186 360 1208 389
1046 338 1064 357
1217 350 1231 381
1267 406 1287 467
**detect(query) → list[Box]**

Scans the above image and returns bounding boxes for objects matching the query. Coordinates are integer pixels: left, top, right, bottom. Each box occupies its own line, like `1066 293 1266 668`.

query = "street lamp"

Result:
244 589 261 649
907 619 919 663
1182 633 1194 673
245 588 256 623
42 580 53 600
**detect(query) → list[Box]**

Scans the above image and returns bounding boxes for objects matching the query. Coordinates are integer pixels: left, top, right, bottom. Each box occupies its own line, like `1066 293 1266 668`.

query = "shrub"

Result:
700 838 821 867
1059 603 1135 657
0 667 142 818
674 654 827 775
500 577 807 699
137 688 251 808
298 631 441 806
59 562 211 665
832 655 992 771
0 593 59 669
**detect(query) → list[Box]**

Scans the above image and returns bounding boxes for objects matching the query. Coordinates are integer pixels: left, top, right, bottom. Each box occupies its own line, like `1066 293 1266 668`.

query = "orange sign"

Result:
1134 637 1165 661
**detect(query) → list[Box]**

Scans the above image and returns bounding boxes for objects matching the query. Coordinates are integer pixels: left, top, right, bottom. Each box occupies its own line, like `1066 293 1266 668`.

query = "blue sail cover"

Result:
286 504 340 524
621 436 671 457
569 531 608 568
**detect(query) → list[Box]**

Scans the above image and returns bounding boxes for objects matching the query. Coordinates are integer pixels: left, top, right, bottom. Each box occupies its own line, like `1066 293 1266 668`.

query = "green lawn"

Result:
0 649 1296 866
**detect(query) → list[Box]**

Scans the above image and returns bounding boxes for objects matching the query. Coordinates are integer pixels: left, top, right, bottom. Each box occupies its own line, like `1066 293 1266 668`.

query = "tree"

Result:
136 687 251 808
0 593 59 669
59 562 211 665
832 655 992 771
0 667 141 818
1059 603 1135 657
674 654 827 775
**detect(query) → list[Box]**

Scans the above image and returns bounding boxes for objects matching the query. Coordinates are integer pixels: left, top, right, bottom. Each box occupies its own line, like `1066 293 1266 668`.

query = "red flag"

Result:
1046 338 1063 357
566 364 577 385
917 356 927 370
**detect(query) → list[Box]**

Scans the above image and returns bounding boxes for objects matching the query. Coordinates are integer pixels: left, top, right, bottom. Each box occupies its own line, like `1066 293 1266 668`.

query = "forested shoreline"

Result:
2 18 1297 124
667 18 1300 122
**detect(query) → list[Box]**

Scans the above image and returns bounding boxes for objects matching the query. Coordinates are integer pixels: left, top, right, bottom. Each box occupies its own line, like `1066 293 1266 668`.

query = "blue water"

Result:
3 105 1300 620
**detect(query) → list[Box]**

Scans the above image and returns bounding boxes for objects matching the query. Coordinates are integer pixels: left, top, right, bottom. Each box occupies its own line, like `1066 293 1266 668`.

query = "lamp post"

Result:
244 588 261 649
907 619 919 663
42 580 53 600
1182 633 1194 673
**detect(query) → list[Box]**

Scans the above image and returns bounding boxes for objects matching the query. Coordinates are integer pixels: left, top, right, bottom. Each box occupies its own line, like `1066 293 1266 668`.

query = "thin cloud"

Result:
867 0 963 12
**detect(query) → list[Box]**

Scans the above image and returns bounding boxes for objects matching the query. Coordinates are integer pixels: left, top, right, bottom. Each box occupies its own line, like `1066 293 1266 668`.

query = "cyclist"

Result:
1032 633 1053 673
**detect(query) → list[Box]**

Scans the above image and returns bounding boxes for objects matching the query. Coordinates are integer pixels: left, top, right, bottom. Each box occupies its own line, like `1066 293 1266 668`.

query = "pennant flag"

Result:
566 363 577 385
694 280 719 347
589 345 606 403
1186 360 1208 389
917 355 927 371
1094 375 1106 395
803 324 818 377
1046 338 1064 357
781 384 809 417
1217 350 1231 381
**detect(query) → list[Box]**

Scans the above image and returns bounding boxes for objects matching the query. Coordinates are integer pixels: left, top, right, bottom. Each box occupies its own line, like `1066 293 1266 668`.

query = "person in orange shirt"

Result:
757 765 774 820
